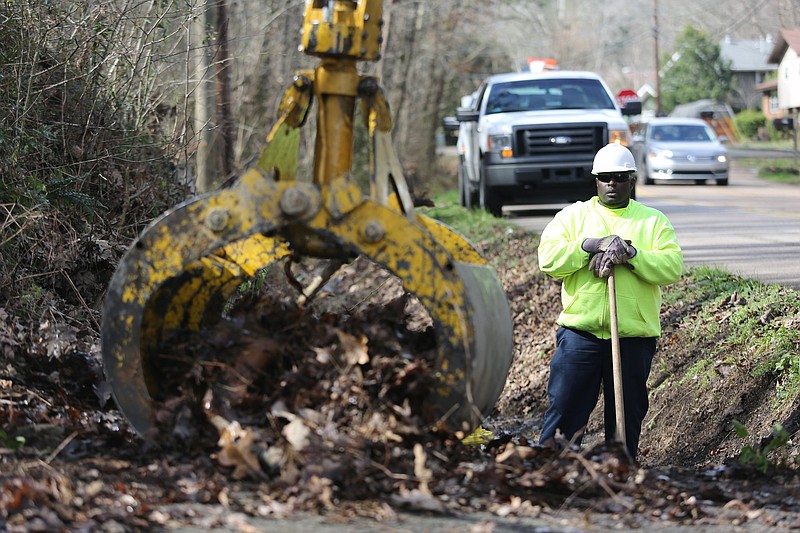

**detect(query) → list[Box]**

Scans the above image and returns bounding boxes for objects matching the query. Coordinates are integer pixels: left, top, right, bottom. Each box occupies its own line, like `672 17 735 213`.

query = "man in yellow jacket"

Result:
537 142 683 460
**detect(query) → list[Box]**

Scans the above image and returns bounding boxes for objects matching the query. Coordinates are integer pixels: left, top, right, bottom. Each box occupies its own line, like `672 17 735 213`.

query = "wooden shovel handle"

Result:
608 268 627 447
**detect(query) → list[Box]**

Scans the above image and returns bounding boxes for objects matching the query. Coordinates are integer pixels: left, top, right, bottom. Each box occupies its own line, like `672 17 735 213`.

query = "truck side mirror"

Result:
456 107 480 122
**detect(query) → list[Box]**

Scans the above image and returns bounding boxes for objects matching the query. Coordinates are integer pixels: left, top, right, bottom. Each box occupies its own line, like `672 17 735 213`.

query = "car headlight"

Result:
488 134 513 158
648 148 673 159
717 154 727 163
609 129 631 146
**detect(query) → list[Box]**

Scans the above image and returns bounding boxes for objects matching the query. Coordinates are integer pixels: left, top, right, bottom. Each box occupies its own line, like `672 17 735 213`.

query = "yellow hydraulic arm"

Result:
101 0 513 437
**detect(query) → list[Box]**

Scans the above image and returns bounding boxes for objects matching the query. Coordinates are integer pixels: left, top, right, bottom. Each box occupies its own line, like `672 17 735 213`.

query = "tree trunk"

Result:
412 3 456 181
391 1 421 163
214 0 234 182
193 0 216 193
390 2 459 182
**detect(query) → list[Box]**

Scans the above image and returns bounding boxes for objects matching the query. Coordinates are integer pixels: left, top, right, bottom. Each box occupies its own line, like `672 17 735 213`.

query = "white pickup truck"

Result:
455 70 641 216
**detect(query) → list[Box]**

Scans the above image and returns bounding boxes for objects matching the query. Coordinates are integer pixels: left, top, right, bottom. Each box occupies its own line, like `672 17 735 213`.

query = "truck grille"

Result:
514 123 606 158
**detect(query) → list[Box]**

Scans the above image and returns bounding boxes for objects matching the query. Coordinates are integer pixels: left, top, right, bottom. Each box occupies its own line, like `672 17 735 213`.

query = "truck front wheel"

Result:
479 166 503 217
458 163 477 208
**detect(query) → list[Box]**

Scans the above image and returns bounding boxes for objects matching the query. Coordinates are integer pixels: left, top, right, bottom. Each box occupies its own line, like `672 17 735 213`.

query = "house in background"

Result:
753 78 784 122
768 28 800 113
720 35 777 112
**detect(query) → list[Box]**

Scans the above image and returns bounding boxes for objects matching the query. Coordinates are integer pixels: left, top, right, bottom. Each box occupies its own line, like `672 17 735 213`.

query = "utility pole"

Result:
653 0 662 116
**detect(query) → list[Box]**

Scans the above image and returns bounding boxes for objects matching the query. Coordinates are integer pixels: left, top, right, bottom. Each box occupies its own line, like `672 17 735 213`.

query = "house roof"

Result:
767 28 800 63
720 36 777 71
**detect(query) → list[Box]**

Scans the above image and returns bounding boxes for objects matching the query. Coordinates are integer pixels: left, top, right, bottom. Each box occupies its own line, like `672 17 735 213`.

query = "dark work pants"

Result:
539 326 656 459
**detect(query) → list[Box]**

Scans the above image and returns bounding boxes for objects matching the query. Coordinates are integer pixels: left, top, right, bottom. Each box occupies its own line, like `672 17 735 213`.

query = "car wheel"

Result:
716 178 728 186
479 168 502 217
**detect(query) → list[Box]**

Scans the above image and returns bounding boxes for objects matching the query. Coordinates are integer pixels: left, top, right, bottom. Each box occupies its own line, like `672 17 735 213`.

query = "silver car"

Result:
631 117 729 186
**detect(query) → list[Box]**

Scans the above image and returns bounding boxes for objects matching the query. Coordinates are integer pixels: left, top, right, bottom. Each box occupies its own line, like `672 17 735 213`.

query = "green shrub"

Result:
734 421 794 472
734 109 766 140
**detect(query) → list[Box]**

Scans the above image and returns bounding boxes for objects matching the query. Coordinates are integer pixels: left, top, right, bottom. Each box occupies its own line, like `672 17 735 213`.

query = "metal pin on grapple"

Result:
101 0 513 438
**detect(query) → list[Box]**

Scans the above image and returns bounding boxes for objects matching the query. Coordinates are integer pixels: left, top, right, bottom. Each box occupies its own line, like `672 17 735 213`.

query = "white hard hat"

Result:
591 142 636 175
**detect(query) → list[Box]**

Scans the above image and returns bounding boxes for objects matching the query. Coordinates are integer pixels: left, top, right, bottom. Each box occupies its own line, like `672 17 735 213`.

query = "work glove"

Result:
588 252 615 278
582 235 635 264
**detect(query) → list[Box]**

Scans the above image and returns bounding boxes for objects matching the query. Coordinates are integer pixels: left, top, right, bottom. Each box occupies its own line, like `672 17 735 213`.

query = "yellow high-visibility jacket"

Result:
538 197 683 339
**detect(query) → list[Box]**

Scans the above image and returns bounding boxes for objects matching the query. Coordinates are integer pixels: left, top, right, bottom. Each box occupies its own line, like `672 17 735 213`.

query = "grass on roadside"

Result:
423 190 518 243
661 266 800 409
737 157 800 184
420 190 540 268
758 159 800 184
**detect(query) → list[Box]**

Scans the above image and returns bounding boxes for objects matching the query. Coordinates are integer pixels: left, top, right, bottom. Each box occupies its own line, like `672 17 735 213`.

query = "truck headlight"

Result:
488 134 513 158
608 129 631 146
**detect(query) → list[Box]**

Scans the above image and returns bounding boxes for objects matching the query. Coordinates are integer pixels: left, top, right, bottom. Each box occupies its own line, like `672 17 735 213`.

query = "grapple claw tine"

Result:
101 185 290 435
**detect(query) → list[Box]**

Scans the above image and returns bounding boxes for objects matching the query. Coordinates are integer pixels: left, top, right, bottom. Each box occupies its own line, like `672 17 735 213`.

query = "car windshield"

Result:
650 124 715 142
484 78 615 114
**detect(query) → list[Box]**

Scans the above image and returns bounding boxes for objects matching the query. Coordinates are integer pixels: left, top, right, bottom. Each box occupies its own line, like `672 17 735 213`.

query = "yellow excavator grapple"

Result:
101 0 513 438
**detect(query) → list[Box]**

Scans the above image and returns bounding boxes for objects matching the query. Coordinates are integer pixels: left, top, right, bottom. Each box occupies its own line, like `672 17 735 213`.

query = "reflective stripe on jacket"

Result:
538 197 683 339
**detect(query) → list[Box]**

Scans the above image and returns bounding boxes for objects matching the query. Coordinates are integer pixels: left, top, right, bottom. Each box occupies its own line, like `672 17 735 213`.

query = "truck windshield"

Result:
484 78 615 114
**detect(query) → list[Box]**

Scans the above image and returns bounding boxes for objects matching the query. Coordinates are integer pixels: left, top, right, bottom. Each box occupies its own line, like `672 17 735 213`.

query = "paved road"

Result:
506 160 800 290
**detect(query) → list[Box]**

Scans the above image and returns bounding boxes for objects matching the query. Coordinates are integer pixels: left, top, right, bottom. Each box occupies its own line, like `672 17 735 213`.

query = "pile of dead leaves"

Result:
150 258 441 495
